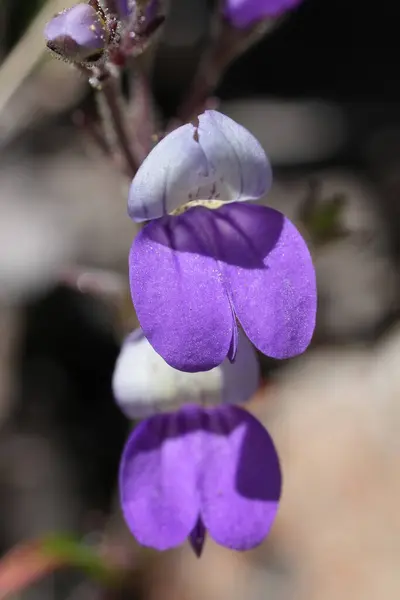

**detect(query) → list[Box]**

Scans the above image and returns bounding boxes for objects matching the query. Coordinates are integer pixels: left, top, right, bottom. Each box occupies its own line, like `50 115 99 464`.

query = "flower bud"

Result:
44 3 109 63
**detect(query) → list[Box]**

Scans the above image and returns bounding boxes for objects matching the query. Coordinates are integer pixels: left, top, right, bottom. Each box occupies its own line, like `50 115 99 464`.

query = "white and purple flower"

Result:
114 330 281 556
128 110 317 372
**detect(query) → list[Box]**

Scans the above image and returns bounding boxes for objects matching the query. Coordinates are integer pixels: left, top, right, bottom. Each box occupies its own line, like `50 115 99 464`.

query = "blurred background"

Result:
0 0 400 598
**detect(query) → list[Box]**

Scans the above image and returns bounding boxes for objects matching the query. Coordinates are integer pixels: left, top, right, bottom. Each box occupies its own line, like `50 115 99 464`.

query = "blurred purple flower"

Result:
44 3 109 63
116 0 132 17
115 0 154 18
223 0 304 28
119 403 281 555
128 110 316 372
115 0 161 35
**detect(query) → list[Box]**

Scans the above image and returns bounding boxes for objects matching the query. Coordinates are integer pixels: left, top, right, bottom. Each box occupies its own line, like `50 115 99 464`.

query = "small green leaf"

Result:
298 180 348 246
40 534 122 586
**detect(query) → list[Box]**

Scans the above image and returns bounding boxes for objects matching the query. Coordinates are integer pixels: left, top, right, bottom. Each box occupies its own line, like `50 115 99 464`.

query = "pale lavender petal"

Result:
224 0 303 28
128 110 270 222
196 110 271 203
200 405 281 550
129 209 235 372
44 4 108 62
215 203 316 359
119 411 201 551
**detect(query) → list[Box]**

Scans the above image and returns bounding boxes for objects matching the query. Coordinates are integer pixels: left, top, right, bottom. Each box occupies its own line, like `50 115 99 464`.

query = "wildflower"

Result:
112 327 260 419
44 3 109 63
223 0 304 29
115 323 280 555
119 403 281 555
128 110 317 372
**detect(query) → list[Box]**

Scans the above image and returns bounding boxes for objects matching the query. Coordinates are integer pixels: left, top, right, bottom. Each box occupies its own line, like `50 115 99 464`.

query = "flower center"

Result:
171 199 225 216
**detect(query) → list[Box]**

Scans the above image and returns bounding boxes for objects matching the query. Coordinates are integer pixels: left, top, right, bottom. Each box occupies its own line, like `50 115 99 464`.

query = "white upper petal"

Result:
128 110 271 221
112 328 260 419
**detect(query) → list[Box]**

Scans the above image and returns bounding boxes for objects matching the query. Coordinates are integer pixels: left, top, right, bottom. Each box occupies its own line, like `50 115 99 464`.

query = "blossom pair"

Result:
119 111 315 555
113 329 281 556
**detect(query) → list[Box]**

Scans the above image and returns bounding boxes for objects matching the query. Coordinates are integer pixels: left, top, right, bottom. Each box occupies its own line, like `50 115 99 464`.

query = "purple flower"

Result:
119 403 281 555
128 110 317 373
223 0 304 29
112 327 260 419
44 3 109 63
115 320 279 555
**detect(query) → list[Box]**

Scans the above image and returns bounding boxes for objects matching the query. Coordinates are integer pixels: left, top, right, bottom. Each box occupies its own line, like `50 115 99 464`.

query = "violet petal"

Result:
120 405 279 552
119 411 201 551
216 203 317 359
224 0 303 29
200 405 281 550
128 110 271 222
129 211 235 372
44 4 108 62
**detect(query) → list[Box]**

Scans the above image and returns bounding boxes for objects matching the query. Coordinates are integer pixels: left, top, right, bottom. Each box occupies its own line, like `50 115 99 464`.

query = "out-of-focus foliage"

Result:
298 180 348 246
0 533 127 598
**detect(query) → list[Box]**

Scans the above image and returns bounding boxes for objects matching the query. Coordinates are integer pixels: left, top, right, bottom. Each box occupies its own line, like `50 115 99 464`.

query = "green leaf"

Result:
40 534 122 586
298 180 348 246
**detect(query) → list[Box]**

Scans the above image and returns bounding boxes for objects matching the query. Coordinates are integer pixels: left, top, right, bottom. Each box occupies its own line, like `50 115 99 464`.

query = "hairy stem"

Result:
98 75 139 177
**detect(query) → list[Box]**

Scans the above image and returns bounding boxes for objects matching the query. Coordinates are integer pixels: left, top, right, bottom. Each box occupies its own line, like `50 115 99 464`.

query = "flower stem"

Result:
176 18 279 124
97 74 139 178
